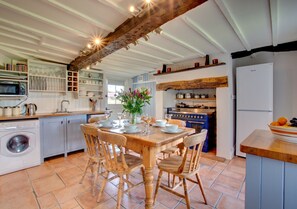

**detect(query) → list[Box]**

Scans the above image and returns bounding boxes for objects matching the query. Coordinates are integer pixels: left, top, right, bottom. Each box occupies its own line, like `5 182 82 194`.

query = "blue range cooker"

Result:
167 108 216 152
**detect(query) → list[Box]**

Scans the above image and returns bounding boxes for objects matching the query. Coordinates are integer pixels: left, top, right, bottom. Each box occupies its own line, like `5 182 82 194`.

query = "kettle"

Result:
24 103 37 115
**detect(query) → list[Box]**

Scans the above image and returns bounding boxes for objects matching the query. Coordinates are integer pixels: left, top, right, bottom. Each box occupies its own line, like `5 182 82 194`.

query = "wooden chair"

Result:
154 129 208 209
97 129 145 209
160 119 186 187
80 124 104 195
88 115 106 123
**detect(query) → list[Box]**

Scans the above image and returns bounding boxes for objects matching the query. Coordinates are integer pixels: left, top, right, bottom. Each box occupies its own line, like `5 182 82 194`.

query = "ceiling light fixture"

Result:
86 66 90 70
145 0 151 4
129 5 135 13
94 38 101 45
87 43 92 49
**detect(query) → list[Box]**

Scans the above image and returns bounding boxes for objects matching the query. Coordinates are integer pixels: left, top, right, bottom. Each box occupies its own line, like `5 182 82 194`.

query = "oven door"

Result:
186 121 205 133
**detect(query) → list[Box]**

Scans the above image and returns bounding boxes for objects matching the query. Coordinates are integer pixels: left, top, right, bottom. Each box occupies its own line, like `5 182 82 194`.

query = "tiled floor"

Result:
0 151 245 209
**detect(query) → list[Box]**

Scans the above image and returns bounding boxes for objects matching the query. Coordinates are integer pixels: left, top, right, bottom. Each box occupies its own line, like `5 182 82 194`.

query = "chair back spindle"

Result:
80 125 102 158
98 130 129 173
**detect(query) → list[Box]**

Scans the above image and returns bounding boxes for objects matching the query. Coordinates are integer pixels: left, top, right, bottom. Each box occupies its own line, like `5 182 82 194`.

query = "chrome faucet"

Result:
60 100 70 112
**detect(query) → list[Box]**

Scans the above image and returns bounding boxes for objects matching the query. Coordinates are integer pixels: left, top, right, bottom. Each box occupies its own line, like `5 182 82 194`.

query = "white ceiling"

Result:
0 0 296 79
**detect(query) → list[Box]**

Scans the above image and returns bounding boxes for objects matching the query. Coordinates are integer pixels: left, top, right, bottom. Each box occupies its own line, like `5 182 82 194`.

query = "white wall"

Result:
154 53 235 159
233 51 297 119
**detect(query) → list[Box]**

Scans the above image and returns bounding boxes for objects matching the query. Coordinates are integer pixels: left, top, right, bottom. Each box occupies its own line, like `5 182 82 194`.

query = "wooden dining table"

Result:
97 124 195 209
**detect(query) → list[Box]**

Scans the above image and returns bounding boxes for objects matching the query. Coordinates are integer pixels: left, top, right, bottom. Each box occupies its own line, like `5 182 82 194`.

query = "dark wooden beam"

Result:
156 76 228 91
69 0 207 71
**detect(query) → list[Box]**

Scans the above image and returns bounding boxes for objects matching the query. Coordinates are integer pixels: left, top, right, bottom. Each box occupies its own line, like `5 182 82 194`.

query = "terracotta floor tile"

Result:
0 171 32 195
154 187 181 208
225 165 246 175
211 183 239 198
216 195 244 209
46 157 76 173
121 193 144 209
32 174 65 196
59 198 80 209
53 182 90 203
93 198 122 209
221 168 245 181
0 191 39 209
212 162 228 173
175 201 213 209
0 170 28 186
214 174 243 191
228 157 246 168
200 169 221 188
187 186 222 207
200 157 217 167
37 193 59 209
57 166 83 186
27 164 55 180
76 189 112 209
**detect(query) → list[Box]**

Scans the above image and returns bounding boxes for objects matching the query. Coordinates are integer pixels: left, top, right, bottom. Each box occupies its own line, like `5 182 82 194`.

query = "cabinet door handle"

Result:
61 121 63 125
68 120 70 124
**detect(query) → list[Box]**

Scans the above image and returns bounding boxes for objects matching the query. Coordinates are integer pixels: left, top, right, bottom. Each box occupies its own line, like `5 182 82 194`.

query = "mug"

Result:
212 59 218 64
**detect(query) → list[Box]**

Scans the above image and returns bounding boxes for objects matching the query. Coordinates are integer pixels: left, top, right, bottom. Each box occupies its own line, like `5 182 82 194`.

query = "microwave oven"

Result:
0 81 27 96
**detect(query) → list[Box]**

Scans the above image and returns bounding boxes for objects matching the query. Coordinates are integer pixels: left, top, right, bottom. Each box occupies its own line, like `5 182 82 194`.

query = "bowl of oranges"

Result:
268 117 297 143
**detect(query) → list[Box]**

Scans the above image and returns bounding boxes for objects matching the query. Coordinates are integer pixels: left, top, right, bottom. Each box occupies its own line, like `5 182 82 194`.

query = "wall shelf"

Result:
153 63 226 76
176 98 216 101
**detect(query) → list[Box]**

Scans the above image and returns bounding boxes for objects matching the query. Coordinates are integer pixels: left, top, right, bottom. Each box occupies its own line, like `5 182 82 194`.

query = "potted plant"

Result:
116 87 152 124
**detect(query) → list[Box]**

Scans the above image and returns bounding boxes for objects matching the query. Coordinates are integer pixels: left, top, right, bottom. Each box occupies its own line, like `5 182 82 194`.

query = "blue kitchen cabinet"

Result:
40 115 87 159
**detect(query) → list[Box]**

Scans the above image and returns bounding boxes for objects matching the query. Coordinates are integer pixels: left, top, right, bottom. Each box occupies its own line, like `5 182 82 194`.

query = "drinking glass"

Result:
117 112 123 128
105 110 112 120
164 114 172 124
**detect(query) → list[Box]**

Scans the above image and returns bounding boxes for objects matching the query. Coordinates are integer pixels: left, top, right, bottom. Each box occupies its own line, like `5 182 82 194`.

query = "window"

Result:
108 84 124 104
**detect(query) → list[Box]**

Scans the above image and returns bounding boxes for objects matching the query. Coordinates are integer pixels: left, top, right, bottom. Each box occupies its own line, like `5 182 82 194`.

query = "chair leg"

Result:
196 173 207 204
92 162 100 195
182 178 191 209
117 174 124 209
153 170 163 205
167 154 171 187
97 171 109 202
80 158 91 184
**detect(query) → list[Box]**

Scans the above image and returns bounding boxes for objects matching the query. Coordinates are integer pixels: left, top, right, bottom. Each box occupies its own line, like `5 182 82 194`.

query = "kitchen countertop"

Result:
240 129 297 164
0 110 105 121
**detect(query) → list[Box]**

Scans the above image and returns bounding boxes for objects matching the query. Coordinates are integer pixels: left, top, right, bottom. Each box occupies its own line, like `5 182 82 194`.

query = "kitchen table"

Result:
98 124 195 209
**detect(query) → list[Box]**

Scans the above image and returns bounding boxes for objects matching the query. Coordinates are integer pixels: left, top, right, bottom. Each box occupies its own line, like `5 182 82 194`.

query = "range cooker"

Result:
167 108 216 152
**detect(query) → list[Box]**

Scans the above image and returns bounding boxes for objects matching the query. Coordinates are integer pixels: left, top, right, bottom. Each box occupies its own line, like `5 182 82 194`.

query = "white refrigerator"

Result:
236 63 273 157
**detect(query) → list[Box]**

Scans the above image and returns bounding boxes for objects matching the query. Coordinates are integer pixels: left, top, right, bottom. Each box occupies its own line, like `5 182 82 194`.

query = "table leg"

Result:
142 146 156 209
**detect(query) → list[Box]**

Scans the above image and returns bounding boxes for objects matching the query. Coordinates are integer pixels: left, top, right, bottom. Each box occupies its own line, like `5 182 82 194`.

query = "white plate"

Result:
161 128 184 134
122 128 141 134
152 123 166 127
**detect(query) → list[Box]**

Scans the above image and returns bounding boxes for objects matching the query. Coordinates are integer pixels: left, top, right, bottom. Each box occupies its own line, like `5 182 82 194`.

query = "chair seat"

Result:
108 154 142 173
161 147 179 154
158 155 198 176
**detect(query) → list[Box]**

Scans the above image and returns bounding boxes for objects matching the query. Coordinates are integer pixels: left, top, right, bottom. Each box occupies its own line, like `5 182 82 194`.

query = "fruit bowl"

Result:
268 125 297 143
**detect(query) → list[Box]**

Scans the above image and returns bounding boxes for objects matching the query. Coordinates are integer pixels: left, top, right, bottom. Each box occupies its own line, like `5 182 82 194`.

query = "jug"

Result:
24 103 37 115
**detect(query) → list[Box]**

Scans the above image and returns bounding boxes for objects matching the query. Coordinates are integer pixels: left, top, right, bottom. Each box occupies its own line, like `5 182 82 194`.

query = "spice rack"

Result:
67 71 78 92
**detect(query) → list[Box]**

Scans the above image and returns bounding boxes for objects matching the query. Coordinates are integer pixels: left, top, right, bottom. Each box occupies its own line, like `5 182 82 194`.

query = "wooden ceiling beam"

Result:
156 76 228 91
69 0 207 71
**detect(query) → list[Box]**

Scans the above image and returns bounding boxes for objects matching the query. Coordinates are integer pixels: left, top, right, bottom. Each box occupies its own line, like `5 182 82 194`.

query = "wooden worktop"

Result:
241 129 297 164
0 110 105 121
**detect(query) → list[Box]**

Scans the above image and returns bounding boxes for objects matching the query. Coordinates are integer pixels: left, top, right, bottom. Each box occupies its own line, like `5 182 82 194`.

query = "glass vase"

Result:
131 113 137 125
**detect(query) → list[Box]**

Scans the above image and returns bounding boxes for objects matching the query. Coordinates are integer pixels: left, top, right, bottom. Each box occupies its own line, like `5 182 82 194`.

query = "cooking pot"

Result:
24 103 37 115
185 93 191 99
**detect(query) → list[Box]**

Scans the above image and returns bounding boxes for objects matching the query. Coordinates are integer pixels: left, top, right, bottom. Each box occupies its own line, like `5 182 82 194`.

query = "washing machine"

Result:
0 120 41 175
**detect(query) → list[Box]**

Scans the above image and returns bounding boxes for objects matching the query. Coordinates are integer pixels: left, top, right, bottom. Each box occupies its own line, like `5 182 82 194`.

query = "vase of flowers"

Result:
116 87 152 124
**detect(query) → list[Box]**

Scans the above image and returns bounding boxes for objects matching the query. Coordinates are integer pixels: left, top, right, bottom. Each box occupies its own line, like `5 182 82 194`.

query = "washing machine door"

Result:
1 132 35 157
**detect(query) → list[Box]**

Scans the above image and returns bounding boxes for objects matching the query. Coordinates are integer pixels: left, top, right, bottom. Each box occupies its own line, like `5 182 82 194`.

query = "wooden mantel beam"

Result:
156 76 228 91
69 0 207 71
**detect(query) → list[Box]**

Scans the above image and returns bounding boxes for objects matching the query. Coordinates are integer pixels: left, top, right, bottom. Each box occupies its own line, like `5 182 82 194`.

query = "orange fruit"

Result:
277 117 287 126
270 121 280 126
